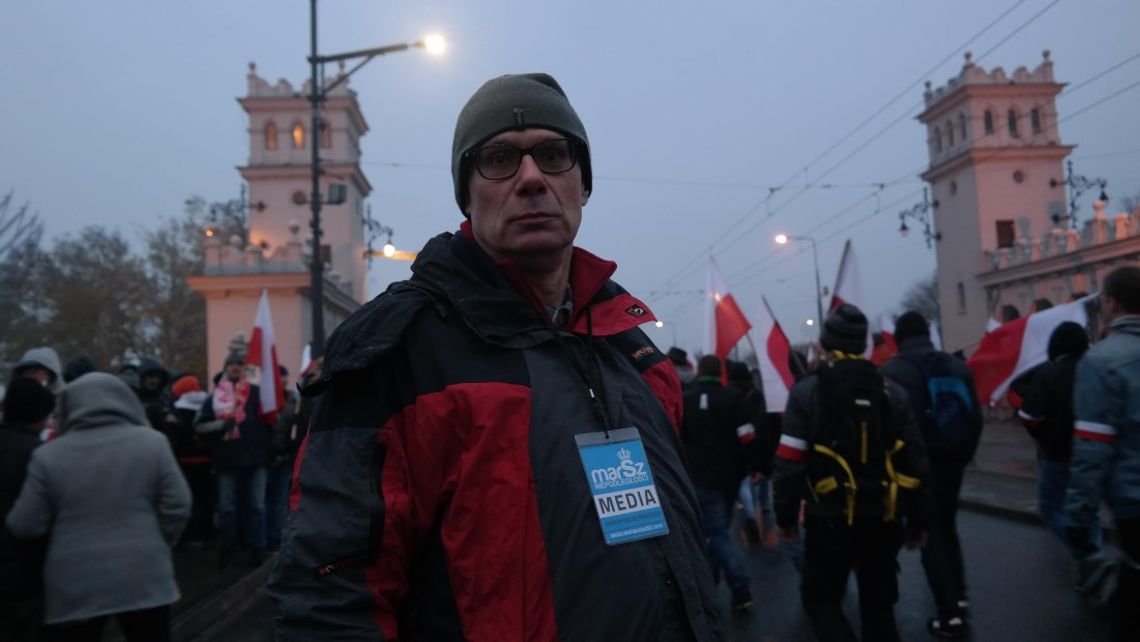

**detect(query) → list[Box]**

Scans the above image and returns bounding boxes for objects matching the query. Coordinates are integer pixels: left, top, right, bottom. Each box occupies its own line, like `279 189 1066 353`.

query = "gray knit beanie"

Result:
451 73 591 215
820 304 869 355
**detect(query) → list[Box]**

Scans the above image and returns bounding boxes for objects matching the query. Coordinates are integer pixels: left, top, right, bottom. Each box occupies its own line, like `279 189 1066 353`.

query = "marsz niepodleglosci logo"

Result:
590 445 649 489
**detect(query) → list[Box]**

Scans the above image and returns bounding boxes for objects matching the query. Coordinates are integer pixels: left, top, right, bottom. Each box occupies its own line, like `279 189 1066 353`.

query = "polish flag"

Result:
704 258 752 363
754 297 795 413
827 239 871 356
872 314 898 366
967 294 1096 405
248 290 285 420
931 321 944 351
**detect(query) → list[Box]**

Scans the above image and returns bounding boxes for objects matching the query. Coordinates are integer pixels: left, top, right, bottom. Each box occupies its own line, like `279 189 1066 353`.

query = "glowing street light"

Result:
382 242 397 258
421 33 448 56
775 232 824 333
654 321 664 328
805 319 814 327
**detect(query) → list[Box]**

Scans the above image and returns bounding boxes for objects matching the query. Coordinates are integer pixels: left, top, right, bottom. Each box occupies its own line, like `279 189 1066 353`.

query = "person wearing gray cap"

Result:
269 73 725 641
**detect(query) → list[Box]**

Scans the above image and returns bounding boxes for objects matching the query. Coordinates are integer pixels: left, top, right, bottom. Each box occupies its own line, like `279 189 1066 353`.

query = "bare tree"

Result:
142 209 208 379
1119 189 1140 215
898 272 940 324
0 191 43 259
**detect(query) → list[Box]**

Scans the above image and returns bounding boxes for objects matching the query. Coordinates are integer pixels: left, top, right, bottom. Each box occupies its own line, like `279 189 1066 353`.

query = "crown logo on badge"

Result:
617 447 632 462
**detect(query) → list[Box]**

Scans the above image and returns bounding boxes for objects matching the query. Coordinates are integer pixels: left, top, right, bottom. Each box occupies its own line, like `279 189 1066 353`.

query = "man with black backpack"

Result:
882 310 983 638
774 304 932 642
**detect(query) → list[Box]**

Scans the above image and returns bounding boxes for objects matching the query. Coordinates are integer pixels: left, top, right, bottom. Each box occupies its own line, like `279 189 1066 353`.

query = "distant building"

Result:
918 50 1140 353
188 63 371 378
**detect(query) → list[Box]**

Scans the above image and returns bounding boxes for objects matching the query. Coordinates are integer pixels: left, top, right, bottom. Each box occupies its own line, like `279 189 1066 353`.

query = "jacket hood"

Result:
58 372 149 433
14 347 62 382
137 358 170 387
1047 321 1089 361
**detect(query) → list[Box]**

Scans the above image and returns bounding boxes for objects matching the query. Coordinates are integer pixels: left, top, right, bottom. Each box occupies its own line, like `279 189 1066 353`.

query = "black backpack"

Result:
806 359 915 524
897 351 976 457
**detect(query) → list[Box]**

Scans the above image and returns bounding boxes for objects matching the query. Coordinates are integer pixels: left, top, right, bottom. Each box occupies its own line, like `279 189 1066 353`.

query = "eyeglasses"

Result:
466 138 579 181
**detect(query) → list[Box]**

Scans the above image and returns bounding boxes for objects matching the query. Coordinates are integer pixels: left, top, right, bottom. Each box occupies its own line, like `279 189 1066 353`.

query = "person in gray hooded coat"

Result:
5 372 191 641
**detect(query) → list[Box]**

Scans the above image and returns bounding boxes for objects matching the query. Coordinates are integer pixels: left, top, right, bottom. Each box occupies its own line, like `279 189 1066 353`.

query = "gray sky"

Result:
3 0 1138 355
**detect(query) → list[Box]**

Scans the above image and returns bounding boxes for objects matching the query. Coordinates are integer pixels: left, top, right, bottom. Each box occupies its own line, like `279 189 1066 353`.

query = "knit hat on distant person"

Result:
452 73 591 215
224 352 245 368
171 375 201 399
894 311 930 346
666 347 689 367
820 304 869 355
1047 321 1089 361
3 377 56 424
727 360 752 383
62 354 98 383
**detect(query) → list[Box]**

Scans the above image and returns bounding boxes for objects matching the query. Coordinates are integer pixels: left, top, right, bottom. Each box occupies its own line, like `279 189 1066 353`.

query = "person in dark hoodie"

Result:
137 358 174 432
6 373 190 641
1017 321 1096 549
881 310 983 638
0 379 55 642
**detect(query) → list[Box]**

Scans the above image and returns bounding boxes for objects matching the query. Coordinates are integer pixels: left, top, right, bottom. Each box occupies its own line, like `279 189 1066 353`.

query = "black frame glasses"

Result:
466 138 580 181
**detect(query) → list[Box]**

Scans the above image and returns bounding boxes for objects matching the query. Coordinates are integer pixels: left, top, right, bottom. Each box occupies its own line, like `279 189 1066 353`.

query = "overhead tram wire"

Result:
722 46 1140 286
732 73 1140 292
646 0 1058 302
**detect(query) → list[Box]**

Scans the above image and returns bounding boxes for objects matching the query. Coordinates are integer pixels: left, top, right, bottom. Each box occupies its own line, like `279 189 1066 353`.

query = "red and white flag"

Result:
827 239 871 356
872 313 898 366
985 316 1002 334
753 297 796 413
967 294 1095 405
704 258 751 363
248 290 285 420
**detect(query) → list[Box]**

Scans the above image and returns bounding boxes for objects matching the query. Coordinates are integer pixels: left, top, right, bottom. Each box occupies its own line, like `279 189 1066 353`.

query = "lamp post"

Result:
307 0 445 358
897 188 941 249
1049 160 1108 229
775 233 824 331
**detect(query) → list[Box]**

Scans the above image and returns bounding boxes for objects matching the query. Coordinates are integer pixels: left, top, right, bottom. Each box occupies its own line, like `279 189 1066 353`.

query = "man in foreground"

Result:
270 73 724 641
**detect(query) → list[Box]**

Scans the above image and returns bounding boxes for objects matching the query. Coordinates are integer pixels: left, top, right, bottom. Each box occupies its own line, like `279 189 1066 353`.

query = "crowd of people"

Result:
2 68 1137 642
0 345 320 641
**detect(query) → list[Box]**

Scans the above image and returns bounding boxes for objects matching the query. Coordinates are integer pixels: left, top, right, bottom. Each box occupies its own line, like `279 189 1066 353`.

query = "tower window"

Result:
959 113 967 141
1031 109 1042 134
996 220 1016 248
264 121 278 150
957 282 967 315
1007 109 1018 137
946 120 954 146
984 111 994 135
292 123 305 149
933 127 943 153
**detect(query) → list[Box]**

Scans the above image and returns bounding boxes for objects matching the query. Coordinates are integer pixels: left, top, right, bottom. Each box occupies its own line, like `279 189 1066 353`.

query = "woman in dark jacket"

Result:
1017 321 1096 548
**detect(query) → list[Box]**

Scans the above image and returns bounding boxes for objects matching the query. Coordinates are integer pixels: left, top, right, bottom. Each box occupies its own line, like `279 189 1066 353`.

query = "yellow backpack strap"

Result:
883 439 921 521
812 444 858 525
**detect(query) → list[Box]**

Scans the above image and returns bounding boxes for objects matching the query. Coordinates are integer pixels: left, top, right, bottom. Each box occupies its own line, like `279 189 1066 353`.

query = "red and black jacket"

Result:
269 227 725 641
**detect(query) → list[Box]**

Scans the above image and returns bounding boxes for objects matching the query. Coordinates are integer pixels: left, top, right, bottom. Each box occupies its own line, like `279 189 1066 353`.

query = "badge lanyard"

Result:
546 307 613 436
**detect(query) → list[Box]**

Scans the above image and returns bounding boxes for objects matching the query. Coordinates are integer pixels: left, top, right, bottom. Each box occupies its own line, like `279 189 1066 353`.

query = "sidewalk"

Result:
959 416 1041 524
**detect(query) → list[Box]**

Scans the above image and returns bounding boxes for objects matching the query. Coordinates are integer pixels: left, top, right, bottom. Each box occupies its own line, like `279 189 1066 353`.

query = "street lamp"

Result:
897 188 940 249
307 0 445 358
805 319 814 327
775 233 824 332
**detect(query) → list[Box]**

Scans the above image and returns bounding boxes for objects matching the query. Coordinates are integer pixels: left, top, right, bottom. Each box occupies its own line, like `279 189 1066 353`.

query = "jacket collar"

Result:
1109 314 1140 336
897 335 935 353
407 223 656 346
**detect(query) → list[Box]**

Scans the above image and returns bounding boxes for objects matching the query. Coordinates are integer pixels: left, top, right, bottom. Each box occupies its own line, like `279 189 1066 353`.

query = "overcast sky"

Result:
3 0 1138 354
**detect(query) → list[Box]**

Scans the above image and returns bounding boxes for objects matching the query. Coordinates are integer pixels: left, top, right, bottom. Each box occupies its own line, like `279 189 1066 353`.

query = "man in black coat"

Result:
681 355 762 610
0 378 55 641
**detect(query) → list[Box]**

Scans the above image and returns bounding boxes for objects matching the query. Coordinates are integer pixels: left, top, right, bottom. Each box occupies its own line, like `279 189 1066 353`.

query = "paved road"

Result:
209 510 1110 641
